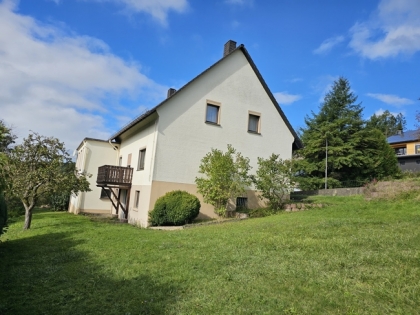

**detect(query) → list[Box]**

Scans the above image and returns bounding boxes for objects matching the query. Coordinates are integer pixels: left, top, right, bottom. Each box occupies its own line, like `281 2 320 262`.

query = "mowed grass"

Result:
1 195 419 315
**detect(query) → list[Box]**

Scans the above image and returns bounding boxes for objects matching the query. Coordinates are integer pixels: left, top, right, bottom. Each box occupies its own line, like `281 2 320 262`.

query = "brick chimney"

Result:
167 88 176 98
223 40 237 57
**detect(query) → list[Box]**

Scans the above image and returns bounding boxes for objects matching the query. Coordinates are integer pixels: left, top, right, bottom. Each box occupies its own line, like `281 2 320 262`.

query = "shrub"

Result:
252 154 295 210
5 195 25 218
50 193 70 211
149 190 201 226
195 145 251 217
0 192 7 237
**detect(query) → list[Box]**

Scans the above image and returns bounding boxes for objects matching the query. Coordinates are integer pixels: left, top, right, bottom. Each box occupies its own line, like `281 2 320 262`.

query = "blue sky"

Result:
1 0 419 149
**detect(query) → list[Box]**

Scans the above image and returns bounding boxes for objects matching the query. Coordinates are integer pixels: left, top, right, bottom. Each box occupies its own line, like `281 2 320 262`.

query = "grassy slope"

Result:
0 196 419 315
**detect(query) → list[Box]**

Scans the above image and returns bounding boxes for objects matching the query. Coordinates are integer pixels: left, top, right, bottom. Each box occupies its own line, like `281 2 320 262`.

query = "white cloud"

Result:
231 20 240 29
0 0 167 150
274 92 302 105
313 36 345 55
311 75 339 103
367 93 415 107
349 0 420 59
89 0 188 25
225 0 253 6
373 108 404 117
287 77 303 83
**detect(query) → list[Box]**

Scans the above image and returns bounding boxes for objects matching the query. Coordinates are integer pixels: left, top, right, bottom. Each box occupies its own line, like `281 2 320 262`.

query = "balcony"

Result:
97 165 133 187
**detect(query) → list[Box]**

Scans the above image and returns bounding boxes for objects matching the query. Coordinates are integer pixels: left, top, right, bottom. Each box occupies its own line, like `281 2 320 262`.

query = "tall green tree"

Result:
5 132 91 229
295 77 399 189
366 110 406 137
195 145 251 217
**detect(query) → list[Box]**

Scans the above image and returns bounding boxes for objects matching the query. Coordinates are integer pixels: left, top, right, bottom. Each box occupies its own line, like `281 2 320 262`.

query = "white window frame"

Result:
248 111 261 134
205 100 221 125
137 148 146 171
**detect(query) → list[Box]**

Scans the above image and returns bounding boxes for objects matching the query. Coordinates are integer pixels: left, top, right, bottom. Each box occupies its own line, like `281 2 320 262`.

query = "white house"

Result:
69 40 302 227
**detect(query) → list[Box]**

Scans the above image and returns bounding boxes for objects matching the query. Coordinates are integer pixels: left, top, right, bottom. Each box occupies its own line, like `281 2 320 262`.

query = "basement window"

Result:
100 188 110 199
134 191 140 209
236 197 248 209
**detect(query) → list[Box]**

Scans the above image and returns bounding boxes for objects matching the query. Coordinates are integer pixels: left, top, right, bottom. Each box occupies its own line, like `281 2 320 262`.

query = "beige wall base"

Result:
149 180 267 220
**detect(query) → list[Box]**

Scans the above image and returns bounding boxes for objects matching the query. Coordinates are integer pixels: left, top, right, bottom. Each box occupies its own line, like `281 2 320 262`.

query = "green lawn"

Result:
1 195 419 314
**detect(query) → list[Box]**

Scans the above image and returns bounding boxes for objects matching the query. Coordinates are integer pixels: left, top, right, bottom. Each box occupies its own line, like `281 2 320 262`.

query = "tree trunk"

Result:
23 206 34 230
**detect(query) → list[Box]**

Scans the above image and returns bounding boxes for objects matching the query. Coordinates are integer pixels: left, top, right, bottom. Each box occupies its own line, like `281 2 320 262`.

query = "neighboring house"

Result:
69 40 302 226
387 130 420 172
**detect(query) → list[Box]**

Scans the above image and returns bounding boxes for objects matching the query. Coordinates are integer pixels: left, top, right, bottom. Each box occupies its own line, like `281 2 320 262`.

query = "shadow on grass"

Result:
0 232 178 315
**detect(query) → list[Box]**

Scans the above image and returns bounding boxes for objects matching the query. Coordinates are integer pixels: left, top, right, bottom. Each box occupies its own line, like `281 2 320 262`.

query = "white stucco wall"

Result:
118 120 158 226
153 49 295 185
69 139 118 214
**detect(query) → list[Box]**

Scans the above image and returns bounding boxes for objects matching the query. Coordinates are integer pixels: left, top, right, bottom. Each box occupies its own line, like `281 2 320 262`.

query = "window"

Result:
395 147 406 155
137 149 146 171
416 144 420 154
416 160 420 164
134 191 140 209
236 197 248 209
100 188 110 199
127 153 132 168
399 161 405 165
248 112 261 133
206 104 220 125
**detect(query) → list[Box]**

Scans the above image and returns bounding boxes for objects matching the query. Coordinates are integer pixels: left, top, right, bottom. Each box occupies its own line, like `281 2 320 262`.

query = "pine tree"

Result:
366 110 406 137
295 77 399 190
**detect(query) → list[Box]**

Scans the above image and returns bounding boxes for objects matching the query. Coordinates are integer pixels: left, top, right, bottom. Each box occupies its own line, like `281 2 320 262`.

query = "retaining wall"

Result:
291 187 364 198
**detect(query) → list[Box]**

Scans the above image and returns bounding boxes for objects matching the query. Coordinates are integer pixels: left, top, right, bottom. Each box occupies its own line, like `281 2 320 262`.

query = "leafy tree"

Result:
366 110 406 137
295 77 398 189
252 154 295 210
5 133 91 229
195 145 251 217
0 120 17 153
0 120 14 236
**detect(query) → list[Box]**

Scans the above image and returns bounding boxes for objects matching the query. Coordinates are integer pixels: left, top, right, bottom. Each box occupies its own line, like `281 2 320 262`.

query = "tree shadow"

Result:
0 232 178 315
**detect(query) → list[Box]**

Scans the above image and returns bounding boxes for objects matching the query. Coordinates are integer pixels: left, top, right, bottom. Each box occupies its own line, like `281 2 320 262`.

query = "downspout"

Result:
149 118 159 182
76 140 87 213
107 139 120 215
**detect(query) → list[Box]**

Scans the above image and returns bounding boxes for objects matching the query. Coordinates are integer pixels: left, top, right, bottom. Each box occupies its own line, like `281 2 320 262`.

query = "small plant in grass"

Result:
195 145 251 217
247 207 275 218
149 190 201 226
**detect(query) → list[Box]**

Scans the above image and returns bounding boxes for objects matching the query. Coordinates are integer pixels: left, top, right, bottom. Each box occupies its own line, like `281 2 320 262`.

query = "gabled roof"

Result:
76 137 110 151
110 43 303 149
387 130 420 144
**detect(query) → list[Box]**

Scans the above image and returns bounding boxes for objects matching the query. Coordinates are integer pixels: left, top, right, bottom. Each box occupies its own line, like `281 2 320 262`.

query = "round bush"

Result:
149 190 201 226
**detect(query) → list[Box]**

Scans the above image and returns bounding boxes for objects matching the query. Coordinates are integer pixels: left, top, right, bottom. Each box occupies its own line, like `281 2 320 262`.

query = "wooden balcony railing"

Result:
97 165 133 186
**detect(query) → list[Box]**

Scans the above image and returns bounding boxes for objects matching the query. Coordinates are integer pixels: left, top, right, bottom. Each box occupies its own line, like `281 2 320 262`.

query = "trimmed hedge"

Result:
149 190 201 226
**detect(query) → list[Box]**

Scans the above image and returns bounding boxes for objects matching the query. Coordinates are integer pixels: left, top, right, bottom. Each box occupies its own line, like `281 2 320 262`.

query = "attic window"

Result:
205 101 221 125
248 111 261 134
